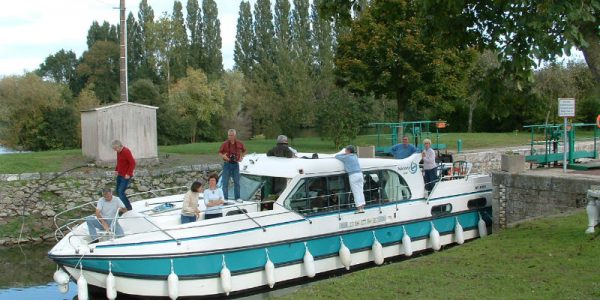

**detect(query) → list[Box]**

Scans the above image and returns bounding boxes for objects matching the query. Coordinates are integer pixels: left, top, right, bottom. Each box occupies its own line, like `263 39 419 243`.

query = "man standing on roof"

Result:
335 145 365 213
390 136 418 159
218 129 247 200
267 135 296 158
112 140 135 210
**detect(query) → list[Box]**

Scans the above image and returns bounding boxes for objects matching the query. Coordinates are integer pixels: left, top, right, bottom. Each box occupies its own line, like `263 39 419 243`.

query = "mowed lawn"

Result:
277 211 600 300
0 131 595 174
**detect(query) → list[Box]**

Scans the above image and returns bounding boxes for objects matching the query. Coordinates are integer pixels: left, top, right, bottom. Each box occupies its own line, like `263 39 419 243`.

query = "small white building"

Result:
81 102 159 166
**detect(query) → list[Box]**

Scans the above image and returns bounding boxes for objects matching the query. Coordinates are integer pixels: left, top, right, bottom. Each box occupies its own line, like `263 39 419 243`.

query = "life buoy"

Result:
596 115 600 128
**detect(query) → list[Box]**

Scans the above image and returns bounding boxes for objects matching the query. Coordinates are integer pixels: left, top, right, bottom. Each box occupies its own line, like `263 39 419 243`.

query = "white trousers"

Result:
349 172 365 207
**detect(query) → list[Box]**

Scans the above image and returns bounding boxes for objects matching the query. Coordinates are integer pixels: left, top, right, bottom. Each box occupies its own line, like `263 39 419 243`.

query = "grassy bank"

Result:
0 131 595 174
277 211 600 299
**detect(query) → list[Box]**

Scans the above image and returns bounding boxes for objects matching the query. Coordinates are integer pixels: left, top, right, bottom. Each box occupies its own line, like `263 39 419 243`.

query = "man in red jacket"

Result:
112 140 136 210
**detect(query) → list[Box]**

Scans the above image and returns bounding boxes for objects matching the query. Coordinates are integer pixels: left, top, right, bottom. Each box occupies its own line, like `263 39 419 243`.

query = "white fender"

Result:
220 255 232 296
77 271 88 300
430 222 441 251
167 259 179 300
586 199 598 234
371 231 384 265
106 261 117 300
402 226 413 257
264 249 276 288
454 217 465 245
478 213 488 237
303 243 316 278
58 283 69 294
338 237 352 270
53 268 69 286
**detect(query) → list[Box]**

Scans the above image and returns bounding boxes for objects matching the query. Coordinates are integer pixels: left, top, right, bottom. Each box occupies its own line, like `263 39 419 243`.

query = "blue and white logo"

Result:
410 162 418 174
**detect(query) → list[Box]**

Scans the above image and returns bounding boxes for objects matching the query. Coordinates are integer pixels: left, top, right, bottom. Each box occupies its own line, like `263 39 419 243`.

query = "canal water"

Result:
0 243 307 300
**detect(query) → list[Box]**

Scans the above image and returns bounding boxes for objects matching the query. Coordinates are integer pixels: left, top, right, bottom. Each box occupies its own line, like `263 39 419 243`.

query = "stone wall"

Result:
491 171 597 231
0 164 220 246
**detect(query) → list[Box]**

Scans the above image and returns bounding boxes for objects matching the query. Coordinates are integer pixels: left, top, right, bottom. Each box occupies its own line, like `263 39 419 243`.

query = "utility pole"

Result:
119 0 128 102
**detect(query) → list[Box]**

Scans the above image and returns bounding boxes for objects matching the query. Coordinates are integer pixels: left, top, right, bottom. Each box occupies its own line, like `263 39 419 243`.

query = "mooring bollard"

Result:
457 139 462 153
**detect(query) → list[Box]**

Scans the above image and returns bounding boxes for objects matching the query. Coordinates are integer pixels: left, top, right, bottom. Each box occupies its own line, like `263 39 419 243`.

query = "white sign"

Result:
558 98 575 117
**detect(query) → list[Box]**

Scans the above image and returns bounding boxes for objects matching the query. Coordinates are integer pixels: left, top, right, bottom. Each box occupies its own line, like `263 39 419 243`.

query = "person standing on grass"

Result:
218 129 246 200
112 139 136 210
422 139 438 192
335 145 365 214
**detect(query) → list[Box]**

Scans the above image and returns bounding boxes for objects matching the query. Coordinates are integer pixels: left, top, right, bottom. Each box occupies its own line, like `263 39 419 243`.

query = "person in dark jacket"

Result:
267 135 295 158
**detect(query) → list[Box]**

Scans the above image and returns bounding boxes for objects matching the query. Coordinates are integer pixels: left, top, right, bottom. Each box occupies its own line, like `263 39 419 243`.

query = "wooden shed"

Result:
81 102 159 165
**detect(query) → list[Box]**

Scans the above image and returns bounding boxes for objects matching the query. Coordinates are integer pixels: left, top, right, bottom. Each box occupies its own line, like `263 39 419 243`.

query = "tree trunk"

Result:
468 101 475 133
579 22 600 85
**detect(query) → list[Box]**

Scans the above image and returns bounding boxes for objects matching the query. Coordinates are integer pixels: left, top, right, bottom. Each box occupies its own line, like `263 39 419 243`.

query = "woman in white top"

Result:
181 181 203 224
204 173 225 219
422 139 438 192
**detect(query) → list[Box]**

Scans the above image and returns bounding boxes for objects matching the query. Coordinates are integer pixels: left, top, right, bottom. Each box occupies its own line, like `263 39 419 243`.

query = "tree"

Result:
234 1 254 76
127 12 144 81
291 0 312 63
317 88 373 147
220 71 251 137
254 0 275 67
77 41 120 103
137 0 158 81
168 68 224 142
0 74 76 150
311 0 335 76
170 1 189 82
335 0 471 122
202 0 223 78
421 0 600 86
186 0 204 70
37 49 80 93
86 21 118 48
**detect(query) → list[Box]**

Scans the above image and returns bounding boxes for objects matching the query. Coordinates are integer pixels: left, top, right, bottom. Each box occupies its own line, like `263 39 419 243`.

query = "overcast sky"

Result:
0 0 251 77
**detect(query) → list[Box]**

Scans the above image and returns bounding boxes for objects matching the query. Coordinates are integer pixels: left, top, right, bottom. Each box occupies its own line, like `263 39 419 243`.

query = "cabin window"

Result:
467 197 487 209
431 203 452 217
377 170 411 202
284 175 352 214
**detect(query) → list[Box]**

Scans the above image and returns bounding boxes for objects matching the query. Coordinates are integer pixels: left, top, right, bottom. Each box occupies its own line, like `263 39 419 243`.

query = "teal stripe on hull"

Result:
57 208 491 278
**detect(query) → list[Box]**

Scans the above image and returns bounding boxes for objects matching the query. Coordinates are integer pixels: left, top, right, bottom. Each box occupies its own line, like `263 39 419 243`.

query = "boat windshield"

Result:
221 174 288 201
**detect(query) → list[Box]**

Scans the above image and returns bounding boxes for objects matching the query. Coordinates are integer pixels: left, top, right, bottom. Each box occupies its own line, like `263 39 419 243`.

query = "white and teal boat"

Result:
49 153 492 299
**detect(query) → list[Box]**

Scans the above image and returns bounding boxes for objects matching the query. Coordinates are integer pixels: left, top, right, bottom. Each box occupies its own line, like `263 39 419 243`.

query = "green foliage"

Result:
202 0 223 79
234 1 254 76
0 74 78 151
36 49 80 92
86 21 118 48
335 0 472 122
168 68 224 142
76 41 120 103
317 89 373 147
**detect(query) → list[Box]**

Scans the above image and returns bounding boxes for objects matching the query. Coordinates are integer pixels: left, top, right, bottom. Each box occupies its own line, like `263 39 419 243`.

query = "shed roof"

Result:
80 102 158 112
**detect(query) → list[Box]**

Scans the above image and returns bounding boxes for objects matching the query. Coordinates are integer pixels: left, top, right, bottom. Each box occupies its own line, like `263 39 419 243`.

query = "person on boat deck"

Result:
204 173 226 219
267 135 296 158
86 188 126 241
390 136 418 159
422 139 438 192
181 181 204 224
112 139 136 210
218 129 247 200
335 145 365 213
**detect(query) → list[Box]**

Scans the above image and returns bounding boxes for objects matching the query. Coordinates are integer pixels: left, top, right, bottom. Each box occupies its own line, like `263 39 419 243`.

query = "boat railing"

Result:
128 186 188 202
53 186 188 241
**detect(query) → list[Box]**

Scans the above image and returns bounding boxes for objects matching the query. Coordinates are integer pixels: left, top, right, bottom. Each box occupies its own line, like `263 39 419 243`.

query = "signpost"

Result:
558 98 575 173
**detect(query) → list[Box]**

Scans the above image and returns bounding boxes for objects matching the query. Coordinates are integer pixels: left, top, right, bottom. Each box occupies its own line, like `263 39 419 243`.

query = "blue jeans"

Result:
424 168 439 192
222 162 240 200
116 175 132 210
86 216 123 240
180 215 197 224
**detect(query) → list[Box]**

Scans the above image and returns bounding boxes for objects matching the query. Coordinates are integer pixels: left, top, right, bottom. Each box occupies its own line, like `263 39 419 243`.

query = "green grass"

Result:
0 131 596 173
277 211 600 300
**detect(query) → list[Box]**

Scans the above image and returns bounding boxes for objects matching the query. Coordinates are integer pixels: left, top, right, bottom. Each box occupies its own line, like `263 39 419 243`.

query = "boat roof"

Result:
240 153 421 178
